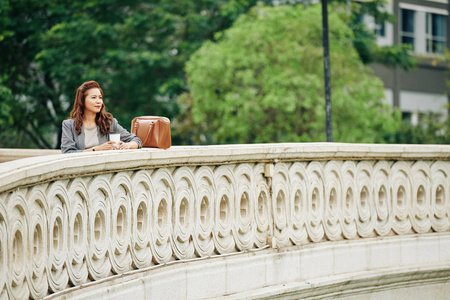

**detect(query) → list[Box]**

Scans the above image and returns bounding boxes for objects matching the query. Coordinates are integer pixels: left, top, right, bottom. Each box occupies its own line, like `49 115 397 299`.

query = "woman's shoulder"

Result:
62 118 75 126
111 118 119 127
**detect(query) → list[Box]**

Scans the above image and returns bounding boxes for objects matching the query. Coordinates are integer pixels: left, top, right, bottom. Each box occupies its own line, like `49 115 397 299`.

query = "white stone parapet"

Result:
0 148 60 163
0 143 449 299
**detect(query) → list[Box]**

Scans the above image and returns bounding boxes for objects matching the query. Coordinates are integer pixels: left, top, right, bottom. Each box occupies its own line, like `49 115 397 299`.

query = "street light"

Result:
322 0 375 142
321 0 333 142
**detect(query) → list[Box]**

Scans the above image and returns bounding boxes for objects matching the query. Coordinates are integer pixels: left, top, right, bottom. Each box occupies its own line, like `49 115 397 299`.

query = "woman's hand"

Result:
96 141 119 151
87 141 138 152
117 141 138 150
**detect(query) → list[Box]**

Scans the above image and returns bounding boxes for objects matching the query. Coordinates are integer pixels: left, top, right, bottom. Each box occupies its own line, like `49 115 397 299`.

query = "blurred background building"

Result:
364 0 449 125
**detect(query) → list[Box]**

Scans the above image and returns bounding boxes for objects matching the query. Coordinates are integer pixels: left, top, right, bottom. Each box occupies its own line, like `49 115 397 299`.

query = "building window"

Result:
402 111 412 122
401 9 415 50
426 13 446 54
375 22 386 37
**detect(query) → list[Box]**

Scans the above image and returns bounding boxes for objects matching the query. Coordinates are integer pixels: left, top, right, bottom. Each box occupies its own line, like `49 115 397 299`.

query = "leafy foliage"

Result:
0 0 268 148
180 4 402 144
345 0 415 70
0 0 418 148
384 112 450 144
385 51 450 144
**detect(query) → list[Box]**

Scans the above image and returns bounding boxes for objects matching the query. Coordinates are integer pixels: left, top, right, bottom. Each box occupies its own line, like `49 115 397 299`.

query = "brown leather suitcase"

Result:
131 116 171 149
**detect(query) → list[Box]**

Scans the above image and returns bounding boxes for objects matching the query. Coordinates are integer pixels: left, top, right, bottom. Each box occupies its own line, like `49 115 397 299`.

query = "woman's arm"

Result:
61 120 83 153
112 119 142 149
83 141 119 152
117 141 139 149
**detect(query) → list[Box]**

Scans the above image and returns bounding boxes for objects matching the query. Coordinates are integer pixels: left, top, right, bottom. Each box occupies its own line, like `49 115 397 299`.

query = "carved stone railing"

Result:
0 143 449 299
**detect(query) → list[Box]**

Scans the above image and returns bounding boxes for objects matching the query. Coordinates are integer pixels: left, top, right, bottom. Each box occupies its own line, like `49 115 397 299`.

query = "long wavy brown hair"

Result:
69 81 113 135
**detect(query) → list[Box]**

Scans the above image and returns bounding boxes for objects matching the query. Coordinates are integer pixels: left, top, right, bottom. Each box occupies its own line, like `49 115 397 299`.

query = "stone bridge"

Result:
0 143 449 299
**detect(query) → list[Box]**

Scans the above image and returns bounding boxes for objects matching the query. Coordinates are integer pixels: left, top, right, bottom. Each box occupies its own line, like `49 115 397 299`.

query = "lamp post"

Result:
321 0 333 142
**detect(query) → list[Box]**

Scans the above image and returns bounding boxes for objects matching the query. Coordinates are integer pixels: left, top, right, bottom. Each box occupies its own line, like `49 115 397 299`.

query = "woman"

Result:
61 81 142 153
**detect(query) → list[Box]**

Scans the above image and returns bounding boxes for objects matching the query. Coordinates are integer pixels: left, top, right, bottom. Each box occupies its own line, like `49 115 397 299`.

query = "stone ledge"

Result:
2 143 450 194
0 148 60 163
221 265 450 299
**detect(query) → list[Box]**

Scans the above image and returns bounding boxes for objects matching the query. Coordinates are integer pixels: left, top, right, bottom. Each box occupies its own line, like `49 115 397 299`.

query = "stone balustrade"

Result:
0 143 449 299
0 148 60 163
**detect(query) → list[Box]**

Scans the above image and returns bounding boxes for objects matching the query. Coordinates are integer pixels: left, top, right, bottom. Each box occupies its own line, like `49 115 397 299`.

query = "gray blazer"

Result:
61 118 142 153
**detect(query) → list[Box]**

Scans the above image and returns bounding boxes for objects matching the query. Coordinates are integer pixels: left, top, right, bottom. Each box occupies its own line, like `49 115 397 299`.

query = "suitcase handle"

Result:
134 119 155 146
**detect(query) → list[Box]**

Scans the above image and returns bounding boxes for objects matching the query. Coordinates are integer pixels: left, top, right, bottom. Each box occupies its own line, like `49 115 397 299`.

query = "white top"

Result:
84 125 99 149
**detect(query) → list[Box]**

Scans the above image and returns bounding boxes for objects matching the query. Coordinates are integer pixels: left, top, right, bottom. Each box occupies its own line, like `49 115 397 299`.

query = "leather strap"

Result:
135 119 155 146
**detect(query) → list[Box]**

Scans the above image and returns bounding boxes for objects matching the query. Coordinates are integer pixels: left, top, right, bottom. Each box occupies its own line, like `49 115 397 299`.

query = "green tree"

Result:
179 4 402 144
384 112 450 144
0 0 269 148
259 0 416 70
0 0 414 148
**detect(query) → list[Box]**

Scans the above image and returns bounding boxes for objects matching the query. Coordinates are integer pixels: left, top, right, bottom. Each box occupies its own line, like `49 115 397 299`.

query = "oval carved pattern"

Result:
0 160 449 298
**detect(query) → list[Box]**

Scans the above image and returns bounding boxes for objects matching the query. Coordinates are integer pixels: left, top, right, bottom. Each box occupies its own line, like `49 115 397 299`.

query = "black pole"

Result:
321 0 333 142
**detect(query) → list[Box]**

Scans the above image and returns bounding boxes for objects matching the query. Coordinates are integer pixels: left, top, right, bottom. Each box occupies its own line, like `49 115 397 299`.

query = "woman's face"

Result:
84 88 103 115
